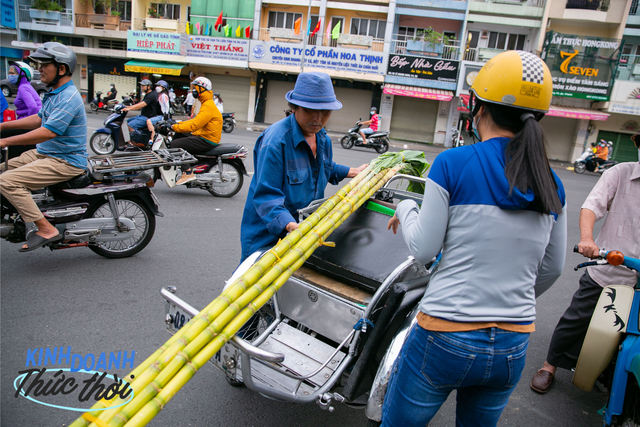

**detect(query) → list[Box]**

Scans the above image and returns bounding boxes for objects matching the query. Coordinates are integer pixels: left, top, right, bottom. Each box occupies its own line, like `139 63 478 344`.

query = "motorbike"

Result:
571 246 640 427
89 105 153 156
574 144 618 174
451 127 464 148
341 121 390 154
147 122 248 197
161 174 436 425
90 91 118 113
0 149 194 258
170 96 186 116
222 112 236 134
122 92 138 106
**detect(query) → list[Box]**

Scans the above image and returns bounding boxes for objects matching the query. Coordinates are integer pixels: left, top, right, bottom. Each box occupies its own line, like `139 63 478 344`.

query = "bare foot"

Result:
22 226 59 249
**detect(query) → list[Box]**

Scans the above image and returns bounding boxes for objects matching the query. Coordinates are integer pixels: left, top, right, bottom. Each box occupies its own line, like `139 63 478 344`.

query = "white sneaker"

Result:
176 173 196 186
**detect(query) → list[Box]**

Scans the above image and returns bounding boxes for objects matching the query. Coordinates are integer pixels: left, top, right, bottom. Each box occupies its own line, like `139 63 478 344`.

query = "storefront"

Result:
89 58 139 103
249 40 386 131
384 53 459 143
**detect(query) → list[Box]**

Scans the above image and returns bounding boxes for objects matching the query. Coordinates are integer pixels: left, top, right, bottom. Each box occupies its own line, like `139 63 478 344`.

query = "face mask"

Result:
156 87 163 93
370 110 376 116
192 89 200 99
472 112 483 141
8 75 19 85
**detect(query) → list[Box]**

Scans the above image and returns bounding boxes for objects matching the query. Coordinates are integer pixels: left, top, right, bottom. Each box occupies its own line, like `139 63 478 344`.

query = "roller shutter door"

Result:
94 73 137 101
264 80 294 124
205 74 251 122
325 87 372 133
389 97 438 142
540 116 576 161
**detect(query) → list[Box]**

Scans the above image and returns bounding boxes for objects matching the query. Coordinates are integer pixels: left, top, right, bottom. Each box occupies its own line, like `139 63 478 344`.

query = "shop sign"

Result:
609 104 640 115
249 41 386 75
127 31 187 56
1 0 16 29
186 36 249 61
387 54 458 83
541 31 621 102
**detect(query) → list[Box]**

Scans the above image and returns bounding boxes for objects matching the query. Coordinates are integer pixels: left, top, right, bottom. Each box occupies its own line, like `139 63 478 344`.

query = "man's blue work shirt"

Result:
240 113 350 262
37 81 88 170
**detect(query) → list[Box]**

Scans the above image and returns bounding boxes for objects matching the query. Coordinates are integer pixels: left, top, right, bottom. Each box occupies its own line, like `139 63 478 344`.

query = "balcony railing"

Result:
631 0 639 15
76 13 130 31
18 5 73 26
133 17 189 33
391 37 462 60
472 0 545 6
566 0 609 12
463 47 510 62
258 28 384 52
617 55 640 82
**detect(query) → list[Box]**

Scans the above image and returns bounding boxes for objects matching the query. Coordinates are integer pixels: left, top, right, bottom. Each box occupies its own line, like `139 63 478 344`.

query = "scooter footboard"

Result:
572 285 635 392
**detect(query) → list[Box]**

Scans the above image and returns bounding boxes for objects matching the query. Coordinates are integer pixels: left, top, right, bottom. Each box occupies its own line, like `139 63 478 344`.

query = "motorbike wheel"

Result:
90 103 98 112
375 139 389 154
222 119 235 133
90 133 116 155
574 161 586 174
207 160 244 198
86 196 156 258
341 136 354 149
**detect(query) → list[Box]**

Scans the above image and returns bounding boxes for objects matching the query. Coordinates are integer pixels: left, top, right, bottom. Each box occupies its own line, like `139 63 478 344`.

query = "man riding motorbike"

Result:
162 76 222 185
123 79 159 134
0 42 88 252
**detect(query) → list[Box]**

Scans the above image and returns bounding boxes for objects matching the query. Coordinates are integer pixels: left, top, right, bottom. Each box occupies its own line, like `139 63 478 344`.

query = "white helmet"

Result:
192 77 212 91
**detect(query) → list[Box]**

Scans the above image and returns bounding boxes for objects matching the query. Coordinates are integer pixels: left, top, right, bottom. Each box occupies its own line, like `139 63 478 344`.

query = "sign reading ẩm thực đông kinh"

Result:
127 31 187 56
248 41 387 75
541 31 622 102
387 54 459 83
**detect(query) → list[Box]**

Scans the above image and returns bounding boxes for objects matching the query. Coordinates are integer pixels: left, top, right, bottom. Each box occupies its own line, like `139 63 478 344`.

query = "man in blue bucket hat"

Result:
239 72 367 263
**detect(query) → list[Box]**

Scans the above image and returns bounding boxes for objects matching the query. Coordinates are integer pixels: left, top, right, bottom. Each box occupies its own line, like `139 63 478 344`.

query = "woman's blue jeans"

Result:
381 324 530 427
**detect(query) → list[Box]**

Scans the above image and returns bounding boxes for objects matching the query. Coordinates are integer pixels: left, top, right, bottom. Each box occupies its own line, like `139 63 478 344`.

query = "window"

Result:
116 0 131 21
350 18 386 39
443 31 457 44
98 39 126 50
487 32 525 50
151 3 180 20
397 26 418 41
268 11 303 29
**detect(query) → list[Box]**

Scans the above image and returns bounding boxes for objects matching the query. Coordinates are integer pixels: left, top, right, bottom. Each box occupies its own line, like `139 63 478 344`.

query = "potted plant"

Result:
406 27 450 55
29 0 63 21
148 7 159 18
86 0 121 29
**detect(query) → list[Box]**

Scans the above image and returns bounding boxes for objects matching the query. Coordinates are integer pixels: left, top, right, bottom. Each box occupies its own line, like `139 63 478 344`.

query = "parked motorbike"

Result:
0 150 193 258
89 105 153 155
574 145 618 174
90 91 118 113
571 246 640 427
170 96 186 116
341 121 390 154
148 122 248 197
222 112 236 133
122 92 138 106
161 174 436 425
451 127 464 147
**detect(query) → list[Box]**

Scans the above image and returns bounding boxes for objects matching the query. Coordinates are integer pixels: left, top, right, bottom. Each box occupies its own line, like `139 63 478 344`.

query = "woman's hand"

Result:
387 214 400 234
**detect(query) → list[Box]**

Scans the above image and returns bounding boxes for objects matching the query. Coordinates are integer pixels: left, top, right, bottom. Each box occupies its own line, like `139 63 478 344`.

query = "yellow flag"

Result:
236 25 242 37
186 22 190 35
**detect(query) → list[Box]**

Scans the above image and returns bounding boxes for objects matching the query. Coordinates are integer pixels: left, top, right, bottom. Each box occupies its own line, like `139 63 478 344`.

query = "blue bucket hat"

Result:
285 72 342 110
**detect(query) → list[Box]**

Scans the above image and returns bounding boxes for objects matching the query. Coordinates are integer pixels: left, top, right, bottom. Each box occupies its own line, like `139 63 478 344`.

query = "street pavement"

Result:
1 111 607 426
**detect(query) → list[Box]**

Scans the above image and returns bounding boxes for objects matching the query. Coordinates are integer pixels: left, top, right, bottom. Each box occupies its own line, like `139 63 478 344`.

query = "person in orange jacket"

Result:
166 76 222 185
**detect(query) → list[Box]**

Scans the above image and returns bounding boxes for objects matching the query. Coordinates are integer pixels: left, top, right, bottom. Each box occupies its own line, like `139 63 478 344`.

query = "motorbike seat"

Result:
222 113 234 118
49 173 92 189
369 131 389 138
197 143 241 157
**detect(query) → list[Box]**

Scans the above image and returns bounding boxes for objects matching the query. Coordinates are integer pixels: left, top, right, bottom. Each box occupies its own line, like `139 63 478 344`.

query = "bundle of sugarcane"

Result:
70 150 429 427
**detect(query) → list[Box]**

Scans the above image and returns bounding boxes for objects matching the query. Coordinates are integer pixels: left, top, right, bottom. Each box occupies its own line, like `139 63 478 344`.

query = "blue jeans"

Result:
362 127 375 135
127 114 150 130
381 325 529 427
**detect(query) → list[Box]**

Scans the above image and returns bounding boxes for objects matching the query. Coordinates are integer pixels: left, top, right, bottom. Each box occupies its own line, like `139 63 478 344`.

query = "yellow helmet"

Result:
470 50 552 113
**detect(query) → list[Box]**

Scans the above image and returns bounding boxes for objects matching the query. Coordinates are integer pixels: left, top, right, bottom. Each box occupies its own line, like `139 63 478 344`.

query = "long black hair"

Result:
483 101 562 215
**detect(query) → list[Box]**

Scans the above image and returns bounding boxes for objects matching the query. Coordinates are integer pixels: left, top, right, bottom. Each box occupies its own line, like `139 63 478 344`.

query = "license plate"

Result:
166 302 192 333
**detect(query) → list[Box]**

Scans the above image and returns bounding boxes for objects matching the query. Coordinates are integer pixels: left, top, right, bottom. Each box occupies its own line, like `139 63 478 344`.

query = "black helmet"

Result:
213 92 220 97
370 107 377 112
632 132 640 149
28 42 77 75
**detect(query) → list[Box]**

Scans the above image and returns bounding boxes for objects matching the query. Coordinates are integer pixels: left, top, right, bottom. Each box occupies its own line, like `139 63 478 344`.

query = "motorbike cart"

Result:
161 175 439 425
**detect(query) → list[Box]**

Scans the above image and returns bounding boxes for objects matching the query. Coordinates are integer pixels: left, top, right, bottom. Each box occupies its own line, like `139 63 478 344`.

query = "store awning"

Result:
457 94 609 121
383 84 453 102
124 61 184 76
547 106 609 121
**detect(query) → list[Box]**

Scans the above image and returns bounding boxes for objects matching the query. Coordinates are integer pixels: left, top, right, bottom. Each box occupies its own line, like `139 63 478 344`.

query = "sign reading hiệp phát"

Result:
127 31 187 56
541 31 622 102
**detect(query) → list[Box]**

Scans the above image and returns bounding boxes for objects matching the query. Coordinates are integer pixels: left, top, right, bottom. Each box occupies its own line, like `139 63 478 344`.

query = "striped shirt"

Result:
37 81 87 170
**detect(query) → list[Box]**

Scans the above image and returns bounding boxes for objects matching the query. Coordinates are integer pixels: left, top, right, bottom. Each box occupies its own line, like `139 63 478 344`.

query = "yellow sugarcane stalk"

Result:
71 167 378 427
73 164 401 427
116 167 400 427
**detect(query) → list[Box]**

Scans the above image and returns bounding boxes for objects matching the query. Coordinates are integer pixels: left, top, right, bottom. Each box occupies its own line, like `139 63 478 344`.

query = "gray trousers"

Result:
546 270 603 370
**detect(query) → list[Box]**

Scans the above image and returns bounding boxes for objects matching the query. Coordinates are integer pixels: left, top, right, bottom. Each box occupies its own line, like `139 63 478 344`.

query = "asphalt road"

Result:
1 112 606 427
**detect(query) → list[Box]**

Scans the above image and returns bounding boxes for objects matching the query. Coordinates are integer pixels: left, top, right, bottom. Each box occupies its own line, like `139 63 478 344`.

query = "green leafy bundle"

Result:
370 150 430 193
